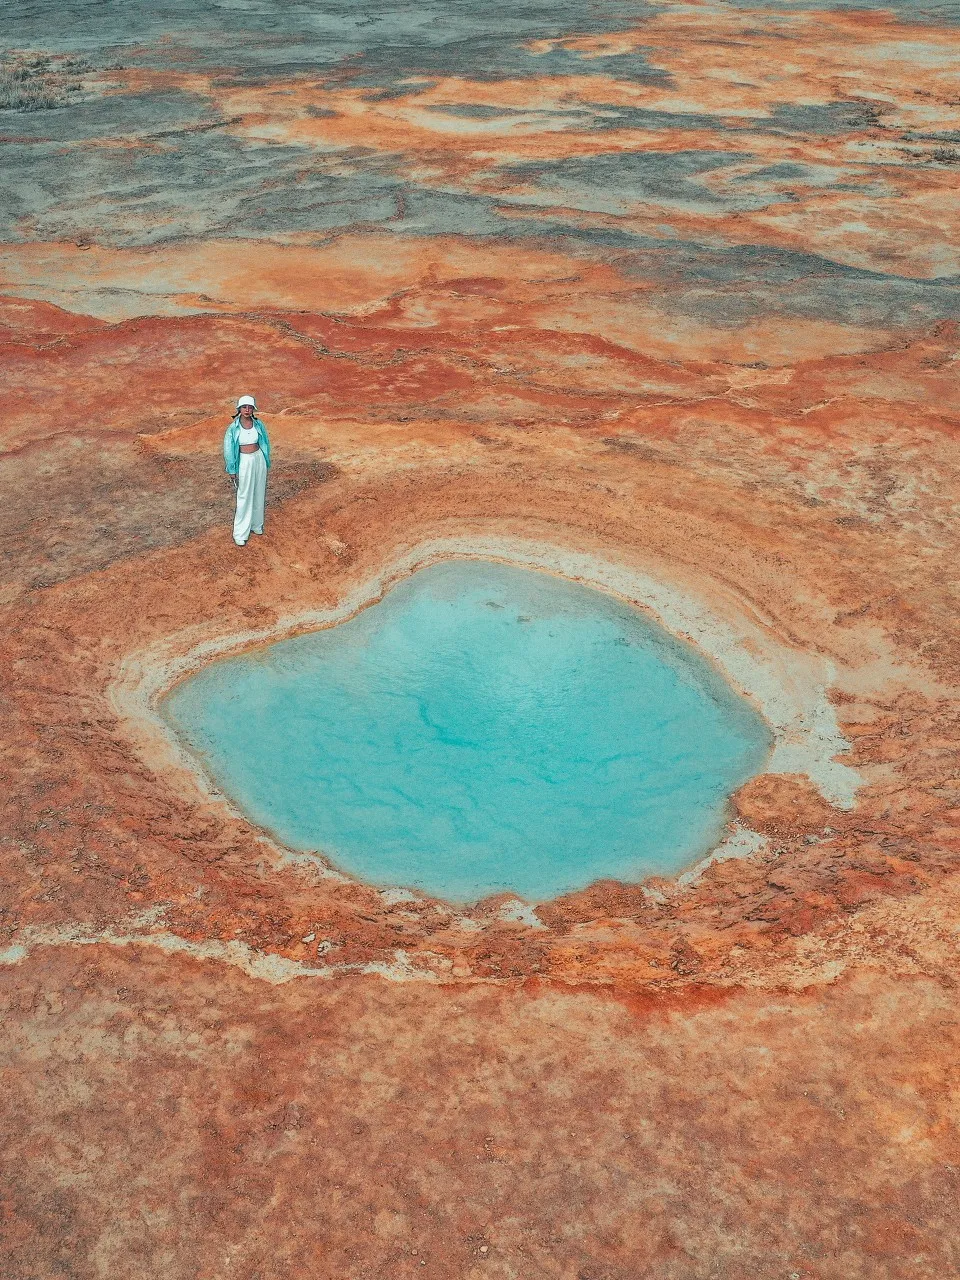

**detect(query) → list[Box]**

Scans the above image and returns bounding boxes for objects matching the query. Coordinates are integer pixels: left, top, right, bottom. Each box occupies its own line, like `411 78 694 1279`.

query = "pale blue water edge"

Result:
162 561 773 903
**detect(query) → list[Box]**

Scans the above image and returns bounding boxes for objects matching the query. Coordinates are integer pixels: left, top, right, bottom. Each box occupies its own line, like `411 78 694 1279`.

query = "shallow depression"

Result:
162 561 773 902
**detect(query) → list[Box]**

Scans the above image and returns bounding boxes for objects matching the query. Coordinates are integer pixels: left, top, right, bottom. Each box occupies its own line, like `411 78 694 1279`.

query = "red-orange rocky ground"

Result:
2 0 959 1275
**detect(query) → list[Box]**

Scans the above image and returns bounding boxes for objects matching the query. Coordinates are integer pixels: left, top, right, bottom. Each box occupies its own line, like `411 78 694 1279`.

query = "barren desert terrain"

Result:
2 0 959 1276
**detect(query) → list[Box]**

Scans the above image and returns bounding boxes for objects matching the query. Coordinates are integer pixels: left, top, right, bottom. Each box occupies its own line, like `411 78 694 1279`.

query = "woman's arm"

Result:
257 419 271 469
223 421 239 475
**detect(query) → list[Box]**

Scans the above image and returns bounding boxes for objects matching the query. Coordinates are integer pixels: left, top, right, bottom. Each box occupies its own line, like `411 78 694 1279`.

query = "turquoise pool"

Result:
162 560 772 902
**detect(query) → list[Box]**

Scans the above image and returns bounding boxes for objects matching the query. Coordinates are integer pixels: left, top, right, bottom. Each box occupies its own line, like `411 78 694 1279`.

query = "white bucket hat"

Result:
236 394 257 408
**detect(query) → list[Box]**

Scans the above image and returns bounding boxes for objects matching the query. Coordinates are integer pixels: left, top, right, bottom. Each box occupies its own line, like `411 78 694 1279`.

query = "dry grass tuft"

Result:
0 52 89 112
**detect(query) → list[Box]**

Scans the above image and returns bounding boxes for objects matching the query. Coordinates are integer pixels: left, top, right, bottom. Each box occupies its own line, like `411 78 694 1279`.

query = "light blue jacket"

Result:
223 416 271 475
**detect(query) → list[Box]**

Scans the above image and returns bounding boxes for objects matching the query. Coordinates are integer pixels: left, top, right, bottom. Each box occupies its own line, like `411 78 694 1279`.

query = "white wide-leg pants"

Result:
233 450 267 545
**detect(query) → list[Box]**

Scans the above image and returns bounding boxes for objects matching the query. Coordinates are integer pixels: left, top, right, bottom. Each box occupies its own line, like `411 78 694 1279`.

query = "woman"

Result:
223 394 271 547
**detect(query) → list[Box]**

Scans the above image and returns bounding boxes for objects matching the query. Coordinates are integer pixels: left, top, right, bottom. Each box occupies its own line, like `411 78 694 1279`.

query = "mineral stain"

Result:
163 561 772 902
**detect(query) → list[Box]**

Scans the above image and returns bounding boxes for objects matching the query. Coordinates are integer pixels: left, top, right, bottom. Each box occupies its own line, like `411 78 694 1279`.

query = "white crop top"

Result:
238 424 259 445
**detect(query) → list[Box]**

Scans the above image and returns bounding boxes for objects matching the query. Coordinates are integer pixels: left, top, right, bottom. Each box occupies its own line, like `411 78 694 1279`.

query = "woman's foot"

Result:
252 527 263 535
234 539 246 547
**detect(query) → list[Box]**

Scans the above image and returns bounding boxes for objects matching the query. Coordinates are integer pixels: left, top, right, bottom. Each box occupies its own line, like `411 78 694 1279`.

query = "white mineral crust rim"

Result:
108 532 862 887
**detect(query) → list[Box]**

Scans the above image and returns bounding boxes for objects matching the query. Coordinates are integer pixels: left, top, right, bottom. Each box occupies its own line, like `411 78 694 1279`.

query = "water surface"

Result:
163 560 772 901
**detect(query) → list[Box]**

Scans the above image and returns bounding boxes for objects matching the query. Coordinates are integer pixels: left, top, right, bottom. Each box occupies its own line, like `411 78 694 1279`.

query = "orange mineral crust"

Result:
1 0 958 1274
